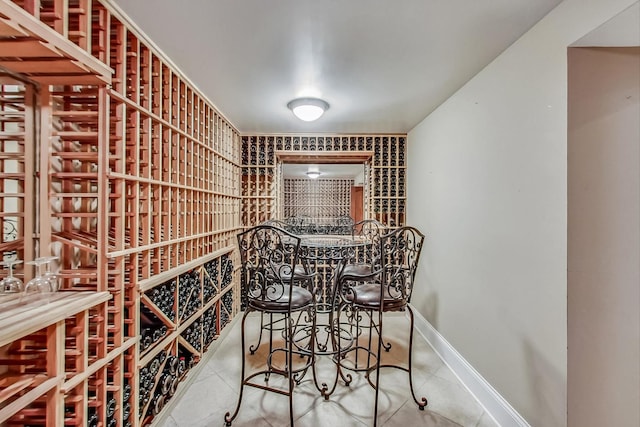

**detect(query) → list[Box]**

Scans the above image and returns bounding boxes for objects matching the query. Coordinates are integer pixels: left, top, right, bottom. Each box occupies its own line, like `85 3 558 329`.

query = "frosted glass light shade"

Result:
306 171 321 179
287 98 329 122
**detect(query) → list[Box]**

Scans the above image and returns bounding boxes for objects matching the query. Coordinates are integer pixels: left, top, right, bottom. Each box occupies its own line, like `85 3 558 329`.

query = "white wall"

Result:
406 1 638 426
567 47 640 427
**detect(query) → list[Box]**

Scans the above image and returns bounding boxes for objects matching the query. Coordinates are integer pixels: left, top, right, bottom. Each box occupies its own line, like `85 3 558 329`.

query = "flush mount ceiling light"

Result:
287 97 329 122
306 170 321 179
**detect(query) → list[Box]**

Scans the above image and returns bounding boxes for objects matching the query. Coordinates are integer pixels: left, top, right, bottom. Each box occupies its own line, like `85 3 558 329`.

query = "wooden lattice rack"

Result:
0 1 242 426
1 1 408 426
283 178 354 220
241 135 407 228
0 292 112 427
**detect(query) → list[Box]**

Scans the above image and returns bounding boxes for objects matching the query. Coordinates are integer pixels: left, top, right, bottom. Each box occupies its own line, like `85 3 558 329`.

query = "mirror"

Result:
281 163 365 226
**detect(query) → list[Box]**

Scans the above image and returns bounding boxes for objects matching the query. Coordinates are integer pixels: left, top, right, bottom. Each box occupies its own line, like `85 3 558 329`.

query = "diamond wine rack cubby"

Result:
0 1 241 426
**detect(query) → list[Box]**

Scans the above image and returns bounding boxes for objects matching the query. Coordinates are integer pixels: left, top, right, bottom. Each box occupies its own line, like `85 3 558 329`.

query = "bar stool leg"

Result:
224 309 251 426
372 309 384 427
407 306 428 410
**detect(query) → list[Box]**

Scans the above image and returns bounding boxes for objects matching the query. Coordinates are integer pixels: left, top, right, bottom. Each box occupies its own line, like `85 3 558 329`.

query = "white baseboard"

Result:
410 305 530 427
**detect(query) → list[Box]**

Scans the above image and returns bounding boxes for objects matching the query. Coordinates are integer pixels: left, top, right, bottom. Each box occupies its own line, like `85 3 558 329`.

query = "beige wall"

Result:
567 47 640 427
406 0 638 426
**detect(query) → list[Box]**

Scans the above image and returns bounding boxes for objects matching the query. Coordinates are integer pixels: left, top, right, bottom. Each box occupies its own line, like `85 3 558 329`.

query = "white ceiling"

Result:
111 0 563 134
572 2 640 47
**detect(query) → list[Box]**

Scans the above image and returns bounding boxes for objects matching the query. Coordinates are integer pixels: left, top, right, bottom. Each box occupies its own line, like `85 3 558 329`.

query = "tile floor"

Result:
157 312 499 427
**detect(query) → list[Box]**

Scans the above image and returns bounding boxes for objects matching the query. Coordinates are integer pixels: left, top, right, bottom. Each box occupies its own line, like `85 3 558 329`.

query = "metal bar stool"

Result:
225 225 318 426
328 226 427 427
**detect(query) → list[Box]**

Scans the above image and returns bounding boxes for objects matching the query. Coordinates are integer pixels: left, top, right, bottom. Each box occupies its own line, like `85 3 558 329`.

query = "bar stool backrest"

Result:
237 225 301 306
380 226 424 307
352 219 386 240
351 219 387 268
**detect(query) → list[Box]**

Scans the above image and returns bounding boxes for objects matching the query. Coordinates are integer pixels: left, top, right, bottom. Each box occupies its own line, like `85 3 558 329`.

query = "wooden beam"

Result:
276 150 374 164
0 59 90 73
0 292 111 348
23 85 36 277
38 87 51 261
45 321 64 427
0 18 29 37
0 40 63 58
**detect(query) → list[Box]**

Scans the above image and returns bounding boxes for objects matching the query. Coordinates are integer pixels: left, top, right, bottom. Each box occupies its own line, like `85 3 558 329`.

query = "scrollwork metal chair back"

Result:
352 218 386 242
380 226 424 309
342 219 387 276
237 226 301 308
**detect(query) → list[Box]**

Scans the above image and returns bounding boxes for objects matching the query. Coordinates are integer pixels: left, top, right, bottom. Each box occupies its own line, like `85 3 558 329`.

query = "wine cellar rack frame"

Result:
1 1 408 427
241 135 407 229
0 292 112 427
283 178 354 221
1 1 241 426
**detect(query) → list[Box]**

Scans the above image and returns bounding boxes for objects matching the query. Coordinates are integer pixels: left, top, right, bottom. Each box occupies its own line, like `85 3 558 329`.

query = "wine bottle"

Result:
122 402 131 421
87 414 98 427
106 397 117 418
123 383 131 402
151 393 165 416
159 372 172 395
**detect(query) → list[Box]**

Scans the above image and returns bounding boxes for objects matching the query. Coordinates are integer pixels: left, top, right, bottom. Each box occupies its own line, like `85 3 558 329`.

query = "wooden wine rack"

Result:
241 135 407 228
1 1 242 426
283 178 354 220
1 2 406 426
0 83 33 271
0 292 112 426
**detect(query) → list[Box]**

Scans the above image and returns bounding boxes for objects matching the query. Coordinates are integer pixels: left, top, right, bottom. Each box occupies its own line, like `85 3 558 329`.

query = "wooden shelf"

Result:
0 292 111 347
0 292 111 426
276 150 374 163
0 1 111 84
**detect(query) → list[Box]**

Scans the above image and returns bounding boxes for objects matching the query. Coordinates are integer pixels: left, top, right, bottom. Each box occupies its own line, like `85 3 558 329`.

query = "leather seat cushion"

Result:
344 282 406 311
249 285 313 312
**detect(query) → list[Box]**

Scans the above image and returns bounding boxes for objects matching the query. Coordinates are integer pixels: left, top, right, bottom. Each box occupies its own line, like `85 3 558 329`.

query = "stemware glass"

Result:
42 256 59 291
24 258 54 294
0 259 24 294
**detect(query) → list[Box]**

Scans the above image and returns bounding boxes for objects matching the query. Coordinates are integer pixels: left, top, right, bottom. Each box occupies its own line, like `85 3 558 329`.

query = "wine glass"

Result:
0 259 24 294
42 256 59 291
24 258 54 294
